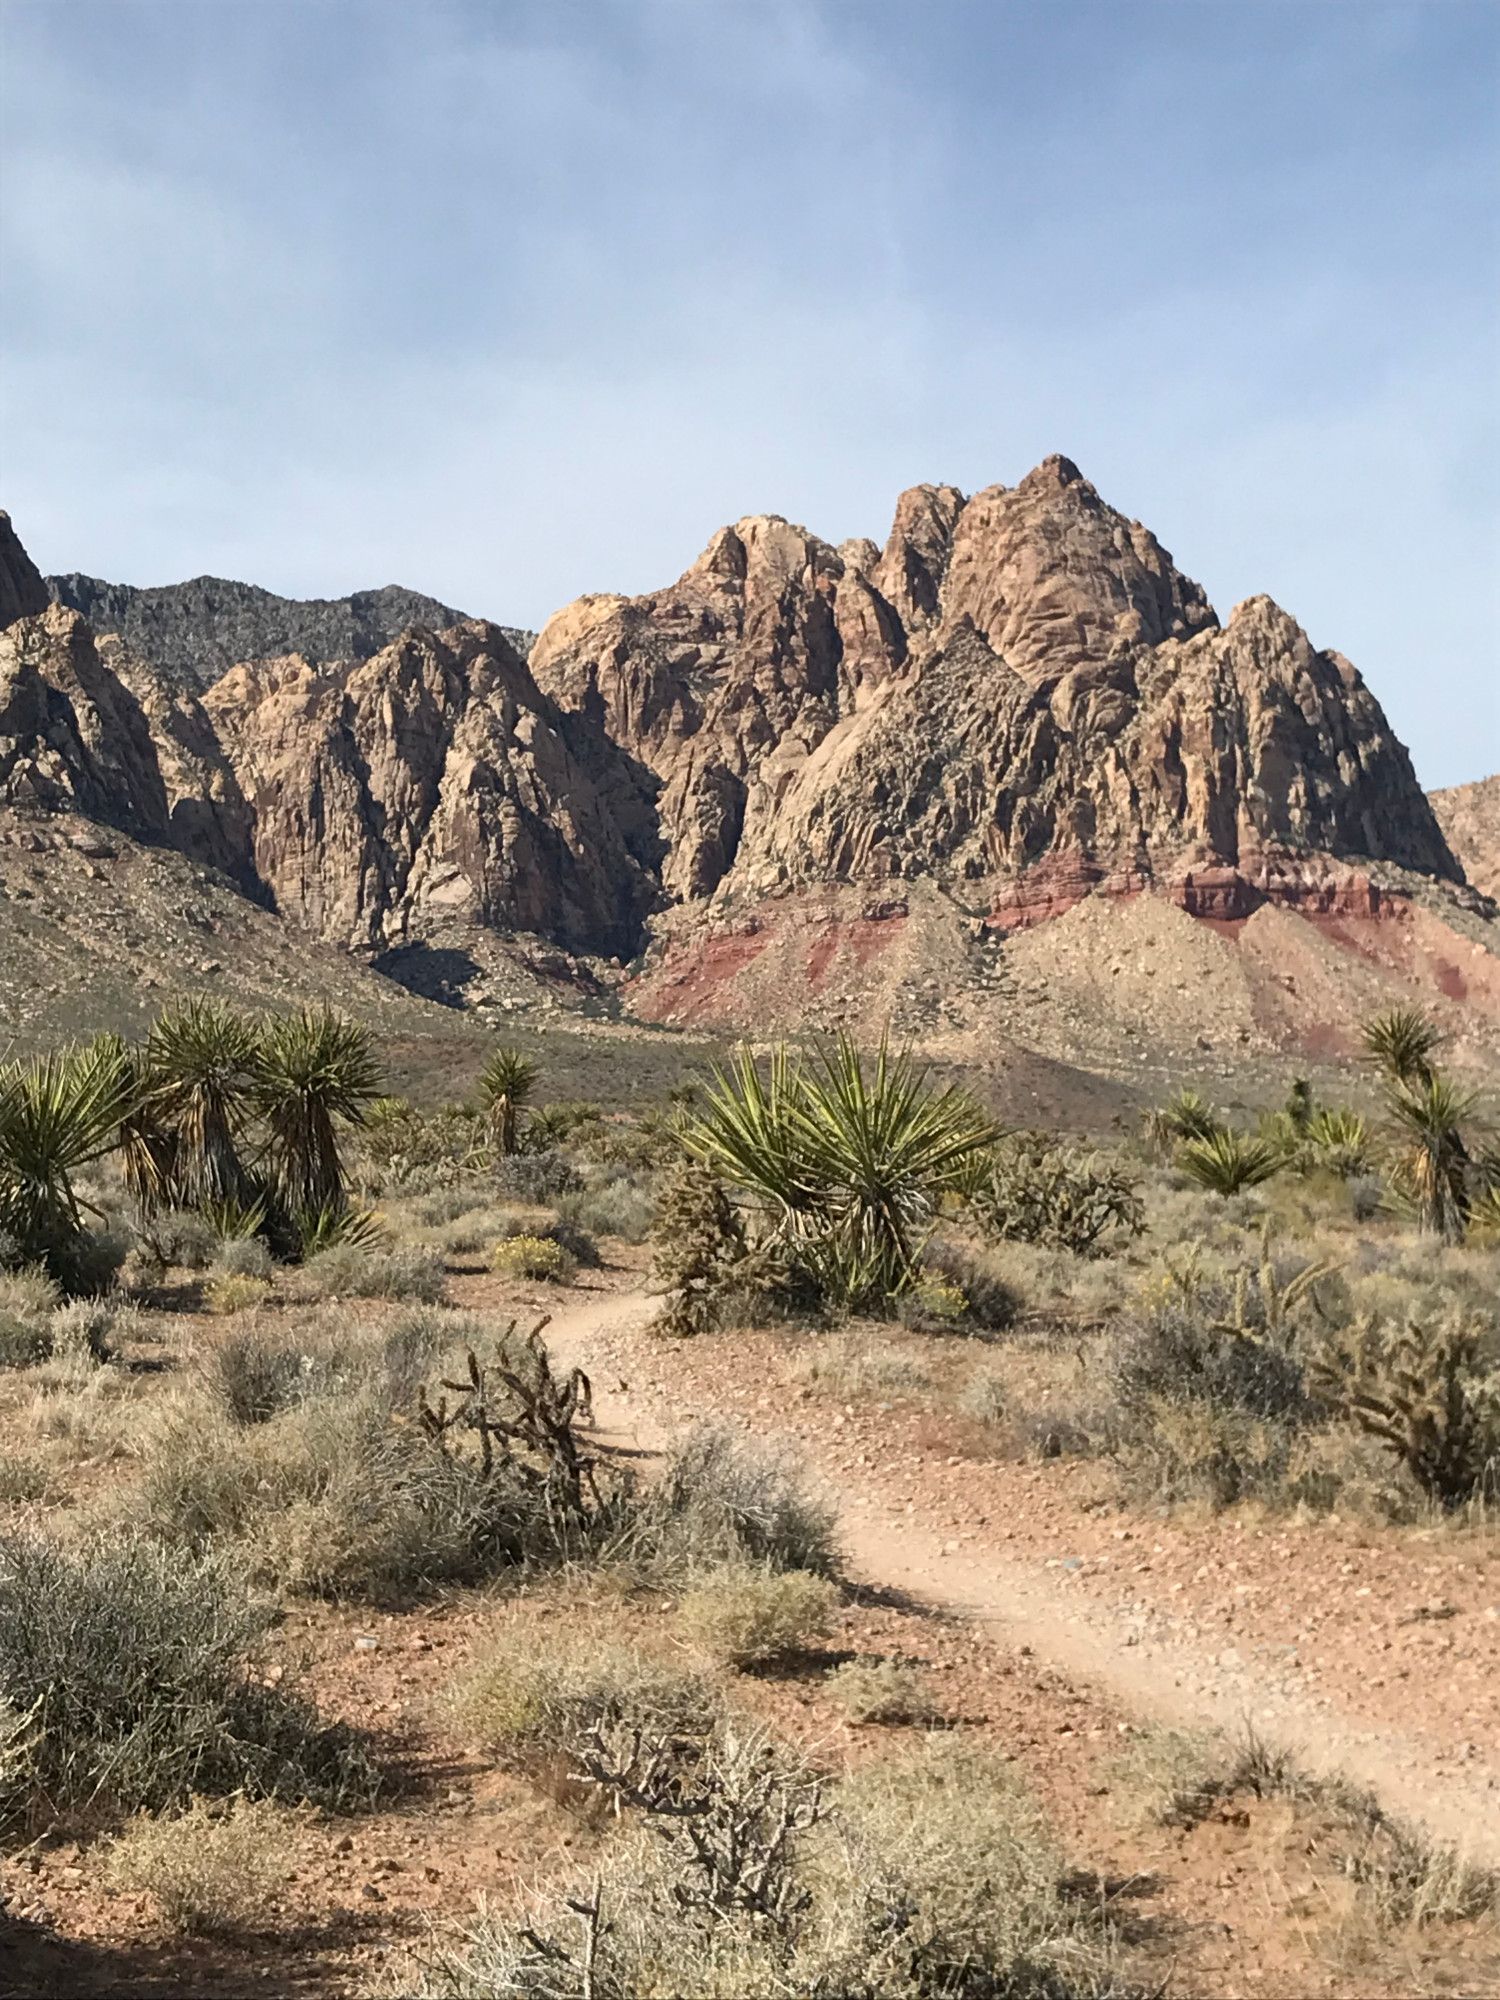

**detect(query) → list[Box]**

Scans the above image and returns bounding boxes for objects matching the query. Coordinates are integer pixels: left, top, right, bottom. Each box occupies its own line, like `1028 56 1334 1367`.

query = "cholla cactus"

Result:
1309 1315 1500 1508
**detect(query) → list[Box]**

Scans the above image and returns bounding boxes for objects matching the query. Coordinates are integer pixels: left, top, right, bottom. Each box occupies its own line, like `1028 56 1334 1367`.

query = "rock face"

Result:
45 571 534 693
0 465 1474 988
1431 776 1500 902
1 512 49 628
531 456 1459 916
204 623 657 955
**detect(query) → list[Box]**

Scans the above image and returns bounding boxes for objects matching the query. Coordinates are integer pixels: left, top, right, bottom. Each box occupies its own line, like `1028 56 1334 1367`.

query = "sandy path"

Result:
500 1282 1500 1868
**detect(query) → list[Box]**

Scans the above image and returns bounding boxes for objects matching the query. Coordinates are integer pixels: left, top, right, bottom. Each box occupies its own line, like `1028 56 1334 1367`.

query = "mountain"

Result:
44 570 536 693
530 456 1459 919
3 469 1496 1070
1431 777 1500 902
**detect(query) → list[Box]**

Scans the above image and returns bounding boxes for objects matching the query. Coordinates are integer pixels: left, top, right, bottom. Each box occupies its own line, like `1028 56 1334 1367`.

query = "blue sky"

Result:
1 0 1495 787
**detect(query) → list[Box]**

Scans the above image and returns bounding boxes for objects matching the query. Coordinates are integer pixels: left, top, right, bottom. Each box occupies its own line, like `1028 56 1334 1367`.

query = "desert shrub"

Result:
135 1365 619 1604
573 1173 656 1243
1308 1313 1500 1508
825 1657 937 1726
212 1233 275 1280
969 1135 1144 1257
835 1738 1114 1992
913 1237 1023 1332
47 1297 118 1364
204 1326 310 1426
1 1288 126 1371
644 1426 838 1577
407 1726 1119 2000
493 1148 581 1203
103 1794 290 1935
141 1209 220 1272
489 1234 576 1284
957 1359 1010 1427
0 1311 51 1370
293 1241 445 1303
542 1195 601 1267
455 1628 718 1772
678 1563 836 1669
1109 1248 1330 1505
205 1272 273 1316
1145 1087 1226 1155
0 1532 374 1821
0 1265 60 1322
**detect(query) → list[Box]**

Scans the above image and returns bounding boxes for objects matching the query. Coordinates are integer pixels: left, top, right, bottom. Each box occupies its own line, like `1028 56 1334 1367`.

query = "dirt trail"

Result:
513 1283 1500 1869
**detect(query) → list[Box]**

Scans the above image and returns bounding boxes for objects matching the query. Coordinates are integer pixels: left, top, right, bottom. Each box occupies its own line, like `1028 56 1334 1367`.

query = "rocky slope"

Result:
45 571 535 692
1431 776 1500 901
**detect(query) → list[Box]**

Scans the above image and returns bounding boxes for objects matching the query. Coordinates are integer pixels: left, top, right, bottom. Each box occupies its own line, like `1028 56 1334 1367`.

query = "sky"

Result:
1 0 1496 788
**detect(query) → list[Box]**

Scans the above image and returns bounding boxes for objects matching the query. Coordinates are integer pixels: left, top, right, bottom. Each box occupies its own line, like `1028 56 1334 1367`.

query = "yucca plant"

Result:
145 1000 262 1209
0 1040 134 1281
1362 1008 1444 1086
1145 1088 1224 1158
294 1203 385 1258
257 1008 383 1218
1176 1127 1283 1197
478 1047 540 1158
91 1033 180 1218
1383 1073 1478 1243
1301 1106 1371 1179
684 1037 996 1310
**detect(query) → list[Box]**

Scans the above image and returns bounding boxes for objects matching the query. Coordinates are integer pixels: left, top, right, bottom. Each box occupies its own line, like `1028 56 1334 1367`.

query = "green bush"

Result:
682 1038 995 1314
489 1234 576 1284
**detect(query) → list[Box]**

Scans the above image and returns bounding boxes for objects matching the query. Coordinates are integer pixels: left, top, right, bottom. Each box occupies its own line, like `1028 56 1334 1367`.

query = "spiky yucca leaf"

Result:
256 1007 382 1217
1362 1008 1444 1086
1176 1128 1283 1197
145 1000 261 1209
0 1039 134 1278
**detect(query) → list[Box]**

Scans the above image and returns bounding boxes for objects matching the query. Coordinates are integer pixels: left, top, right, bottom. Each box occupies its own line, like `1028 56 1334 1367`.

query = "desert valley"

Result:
0 452 1498 1999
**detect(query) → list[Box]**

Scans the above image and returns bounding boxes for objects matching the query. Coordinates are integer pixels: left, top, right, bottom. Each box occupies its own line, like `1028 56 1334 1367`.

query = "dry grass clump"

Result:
0 1453 53 1503
1109 1722 1498 1951
129 1314 625 1604
289 1241 445 1304
677 1563 837 1669
453 1624 718 1773
103 1794 292 1935
0 1531 375 1825
205 1271 273 1316
641 1426 839 1579
211 1235 275 1281
791 1327 933 1400
824 1656 938 1726
406 1729 1121 2000
489 1233 576 1284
